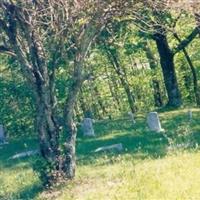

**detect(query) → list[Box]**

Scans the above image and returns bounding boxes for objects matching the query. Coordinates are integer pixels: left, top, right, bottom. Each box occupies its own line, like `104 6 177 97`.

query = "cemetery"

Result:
1 1 200 200
1 109 200 199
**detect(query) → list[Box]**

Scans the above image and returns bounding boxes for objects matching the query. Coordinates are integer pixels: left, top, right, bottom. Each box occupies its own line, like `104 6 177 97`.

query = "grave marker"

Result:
128 112 136 124
82 118 95 137
147 112 164 132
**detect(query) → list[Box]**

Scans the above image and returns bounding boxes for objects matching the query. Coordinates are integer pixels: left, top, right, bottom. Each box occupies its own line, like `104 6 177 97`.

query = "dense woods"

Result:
1 0 200 188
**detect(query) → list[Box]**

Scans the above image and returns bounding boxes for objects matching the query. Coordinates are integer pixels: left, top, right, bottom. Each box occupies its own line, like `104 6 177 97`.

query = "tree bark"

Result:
62 56 84 178
154 32 182 107
35 91 60 162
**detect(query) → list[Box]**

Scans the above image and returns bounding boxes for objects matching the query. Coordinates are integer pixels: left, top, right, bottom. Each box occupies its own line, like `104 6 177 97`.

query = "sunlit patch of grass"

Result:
54 151 200 200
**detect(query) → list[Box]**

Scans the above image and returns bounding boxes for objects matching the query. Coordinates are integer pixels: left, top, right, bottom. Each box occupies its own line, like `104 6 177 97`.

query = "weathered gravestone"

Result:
188 109 192 121
128 112 136 124
0 125 6 143
10 150 39 160
94 143 123 153
147 112 164 132
82 118 95 137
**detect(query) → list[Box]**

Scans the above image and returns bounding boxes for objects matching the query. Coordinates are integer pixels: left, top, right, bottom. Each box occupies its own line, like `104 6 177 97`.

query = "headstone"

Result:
10 150 39 160
94 143 123 153
128 112 136 124
0 125 6 143
147 112 164 132
82 118 95 137
188 110 192 121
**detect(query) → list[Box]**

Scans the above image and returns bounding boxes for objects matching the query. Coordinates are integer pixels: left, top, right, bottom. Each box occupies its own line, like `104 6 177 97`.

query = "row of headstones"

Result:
82 110 194 136
81 112 163 137
81 110 193 153
147 110 192 132
0 110 193 142
1 110 193 158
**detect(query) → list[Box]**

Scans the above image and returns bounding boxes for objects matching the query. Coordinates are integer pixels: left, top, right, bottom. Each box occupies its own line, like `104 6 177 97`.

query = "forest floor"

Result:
1 108 200 200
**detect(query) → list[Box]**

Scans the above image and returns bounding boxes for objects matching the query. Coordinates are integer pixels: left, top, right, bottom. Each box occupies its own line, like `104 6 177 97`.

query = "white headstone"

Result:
0 125 5 143
82 118 95 137
188 110 192 121
94 143 123 153
10 150 39 160
128 112 136 124
147 112 164 132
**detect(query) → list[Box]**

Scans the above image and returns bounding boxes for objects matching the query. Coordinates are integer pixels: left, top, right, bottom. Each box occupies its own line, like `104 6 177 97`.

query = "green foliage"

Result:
1 1 200 198
0 58 35 137
1 9 200 133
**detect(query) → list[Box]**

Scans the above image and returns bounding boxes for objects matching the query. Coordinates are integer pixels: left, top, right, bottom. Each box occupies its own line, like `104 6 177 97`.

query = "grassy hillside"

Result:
1 108 200 200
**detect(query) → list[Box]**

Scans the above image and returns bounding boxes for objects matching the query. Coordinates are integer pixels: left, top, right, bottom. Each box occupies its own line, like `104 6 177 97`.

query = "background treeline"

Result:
1 12 200 137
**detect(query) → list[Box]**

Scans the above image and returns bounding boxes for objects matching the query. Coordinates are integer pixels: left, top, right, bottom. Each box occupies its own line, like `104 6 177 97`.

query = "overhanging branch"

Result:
0 45 16 57
173 27 199 55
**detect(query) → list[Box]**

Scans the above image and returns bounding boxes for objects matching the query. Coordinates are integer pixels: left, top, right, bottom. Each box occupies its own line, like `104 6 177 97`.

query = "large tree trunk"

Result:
62 57 84 179
154 32 182 107
33 64 60 162
35 93 59 162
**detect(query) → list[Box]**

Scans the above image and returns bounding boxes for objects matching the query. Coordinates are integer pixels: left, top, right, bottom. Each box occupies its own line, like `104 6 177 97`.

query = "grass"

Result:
1 108 200 200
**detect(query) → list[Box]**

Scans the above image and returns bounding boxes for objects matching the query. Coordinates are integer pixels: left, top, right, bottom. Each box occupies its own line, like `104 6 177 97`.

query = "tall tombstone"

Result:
82 118 95 137
147 112 164 132
128 111 136 124
0 125 5 143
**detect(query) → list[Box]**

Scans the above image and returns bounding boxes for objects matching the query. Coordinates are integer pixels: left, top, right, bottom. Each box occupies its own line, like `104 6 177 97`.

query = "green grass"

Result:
1 108 200 200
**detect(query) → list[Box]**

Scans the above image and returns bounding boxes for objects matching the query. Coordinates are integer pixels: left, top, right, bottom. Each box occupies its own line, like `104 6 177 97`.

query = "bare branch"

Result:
173 27 199 55
0 45 16 57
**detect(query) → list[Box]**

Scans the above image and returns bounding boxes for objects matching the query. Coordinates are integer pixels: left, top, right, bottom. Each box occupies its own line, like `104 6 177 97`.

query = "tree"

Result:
97 25 137 113
0 0 131 185
173 31 200 106
105 46 136 113
131 3 199 107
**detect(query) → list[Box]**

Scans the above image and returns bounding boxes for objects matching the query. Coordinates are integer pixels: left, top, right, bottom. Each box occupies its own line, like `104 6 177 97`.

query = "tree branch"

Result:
0 45 16 57
173 27 199 55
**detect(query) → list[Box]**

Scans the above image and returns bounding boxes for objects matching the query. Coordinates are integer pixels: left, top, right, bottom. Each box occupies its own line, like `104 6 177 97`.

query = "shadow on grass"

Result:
19 183 42 200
